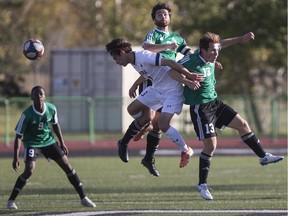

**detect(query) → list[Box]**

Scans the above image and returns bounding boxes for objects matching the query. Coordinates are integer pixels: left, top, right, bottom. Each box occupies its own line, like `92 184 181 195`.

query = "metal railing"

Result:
0 95 286 147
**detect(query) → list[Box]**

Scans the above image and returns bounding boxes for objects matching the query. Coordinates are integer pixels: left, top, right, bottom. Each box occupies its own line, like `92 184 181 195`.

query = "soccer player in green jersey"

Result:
178 32 284 200
133 3 224 177
130 2 196 177
7 86 96 209
143 2 193 59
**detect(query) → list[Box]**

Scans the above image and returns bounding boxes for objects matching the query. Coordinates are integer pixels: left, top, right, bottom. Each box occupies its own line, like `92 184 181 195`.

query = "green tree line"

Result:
0 0 286 97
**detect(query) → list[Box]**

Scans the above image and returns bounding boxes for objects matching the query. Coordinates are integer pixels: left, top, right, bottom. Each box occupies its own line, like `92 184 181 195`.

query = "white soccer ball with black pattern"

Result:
22 39 44 60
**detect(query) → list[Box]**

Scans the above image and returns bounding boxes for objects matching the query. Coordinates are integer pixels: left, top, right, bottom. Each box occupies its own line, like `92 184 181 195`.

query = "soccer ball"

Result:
22 39 44 60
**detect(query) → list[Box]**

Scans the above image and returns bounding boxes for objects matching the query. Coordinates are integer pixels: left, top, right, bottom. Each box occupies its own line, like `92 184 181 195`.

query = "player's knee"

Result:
239 118 251 132
22 170 33 179
159 123 169 133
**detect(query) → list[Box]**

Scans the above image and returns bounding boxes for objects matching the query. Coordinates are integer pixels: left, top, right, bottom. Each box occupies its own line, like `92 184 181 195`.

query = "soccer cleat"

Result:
141 158 159 177
197 183 213 200
7 200 18 209
81 196 96 208
117 140 129 163
133 123 152 141
259 153 284 166
179 146 194 168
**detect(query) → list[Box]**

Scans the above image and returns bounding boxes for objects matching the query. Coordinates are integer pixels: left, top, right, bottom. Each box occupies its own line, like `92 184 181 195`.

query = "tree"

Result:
0 0 286 97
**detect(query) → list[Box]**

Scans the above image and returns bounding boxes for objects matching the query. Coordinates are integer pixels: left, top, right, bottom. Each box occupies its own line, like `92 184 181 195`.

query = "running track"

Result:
1 137 286 156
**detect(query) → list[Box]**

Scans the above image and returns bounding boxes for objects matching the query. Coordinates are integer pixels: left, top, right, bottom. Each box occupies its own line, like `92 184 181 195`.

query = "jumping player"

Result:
131 2 195 177
106 38 204 169
133 2 222 176
179 32 284 200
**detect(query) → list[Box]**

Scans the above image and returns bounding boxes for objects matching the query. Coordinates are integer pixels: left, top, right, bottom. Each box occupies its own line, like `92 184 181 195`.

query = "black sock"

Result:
120 120 142 146
67 169 85 199
144 131 161 161
241 132 266 158
9 175 27 200
199 152 212 185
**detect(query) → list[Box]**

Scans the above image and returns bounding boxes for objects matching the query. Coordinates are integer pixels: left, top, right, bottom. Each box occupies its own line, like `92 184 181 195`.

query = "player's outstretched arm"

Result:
220 32 255 49
143 42 177 53
161 58 204 82
168 69 201 90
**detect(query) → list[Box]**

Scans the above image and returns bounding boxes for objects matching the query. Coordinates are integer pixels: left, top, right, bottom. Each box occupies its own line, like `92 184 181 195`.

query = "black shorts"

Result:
24 143 65 161
189 99 237 140
139 80 162 113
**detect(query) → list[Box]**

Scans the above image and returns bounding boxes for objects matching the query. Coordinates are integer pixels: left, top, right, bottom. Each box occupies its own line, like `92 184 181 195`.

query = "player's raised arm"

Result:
220 32 255 49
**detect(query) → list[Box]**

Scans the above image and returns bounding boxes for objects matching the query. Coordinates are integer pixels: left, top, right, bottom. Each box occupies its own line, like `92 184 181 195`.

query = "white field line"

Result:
47 209 288 216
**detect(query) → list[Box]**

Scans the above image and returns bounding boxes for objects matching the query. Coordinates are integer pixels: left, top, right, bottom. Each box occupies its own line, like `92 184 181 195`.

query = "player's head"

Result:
106 38 132 66
31 86 46 104
106 38 132 56
199 32 221 63
151 2 171 28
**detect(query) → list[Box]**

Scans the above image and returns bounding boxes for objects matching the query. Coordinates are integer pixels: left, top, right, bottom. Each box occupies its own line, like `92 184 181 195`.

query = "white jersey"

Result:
132 50 183 93
132 50 184 114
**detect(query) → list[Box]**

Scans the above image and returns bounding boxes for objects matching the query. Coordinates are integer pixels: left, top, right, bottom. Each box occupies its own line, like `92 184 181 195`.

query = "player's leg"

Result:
133 109 154 142
134 79 154 142
7 148 38 209
141 111 161 176
118 100 152 162
226 112 284 165
159 112 193 168
190 103 217 200
196 137 216 200
44 144 96 207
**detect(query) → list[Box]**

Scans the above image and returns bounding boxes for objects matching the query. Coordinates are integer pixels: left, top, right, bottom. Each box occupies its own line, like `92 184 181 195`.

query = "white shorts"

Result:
136 86 184 115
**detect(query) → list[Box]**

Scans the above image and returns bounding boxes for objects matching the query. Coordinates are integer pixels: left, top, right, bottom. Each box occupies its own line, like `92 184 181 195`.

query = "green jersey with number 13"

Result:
179 53 217 105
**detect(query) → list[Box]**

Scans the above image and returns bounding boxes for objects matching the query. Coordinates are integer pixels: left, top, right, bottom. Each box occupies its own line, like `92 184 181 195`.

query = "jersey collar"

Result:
155 28 170 35
32 102 47 116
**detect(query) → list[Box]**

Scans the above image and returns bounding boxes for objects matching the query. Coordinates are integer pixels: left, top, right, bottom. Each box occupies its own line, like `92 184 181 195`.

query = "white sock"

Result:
164 126 188 152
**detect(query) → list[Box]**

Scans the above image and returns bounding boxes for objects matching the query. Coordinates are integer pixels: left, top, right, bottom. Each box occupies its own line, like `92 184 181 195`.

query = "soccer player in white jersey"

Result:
106 38 204 169
7 86 96 209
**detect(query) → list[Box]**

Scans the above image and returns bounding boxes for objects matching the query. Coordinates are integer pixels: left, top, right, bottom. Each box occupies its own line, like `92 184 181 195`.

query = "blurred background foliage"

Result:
0 0 286 97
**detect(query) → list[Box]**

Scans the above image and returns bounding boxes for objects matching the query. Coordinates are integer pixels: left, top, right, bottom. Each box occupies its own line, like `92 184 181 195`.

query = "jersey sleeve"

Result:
177 37 191 55
142 30 156 46
50 104 58 125
15 113 27 135
136 50 162 66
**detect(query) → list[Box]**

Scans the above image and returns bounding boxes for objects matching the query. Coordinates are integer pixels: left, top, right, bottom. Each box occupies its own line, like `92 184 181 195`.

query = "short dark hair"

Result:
106 38 132 56
199 32 221 51
151 2 172 20
31 86 43 96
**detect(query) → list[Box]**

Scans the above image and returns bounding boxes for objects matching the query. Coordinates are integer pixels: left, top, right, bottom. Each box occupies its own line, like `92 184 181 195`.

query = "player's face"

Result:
154 9 170 28
31 88 46 107
111 52 129 67
202 43 220 63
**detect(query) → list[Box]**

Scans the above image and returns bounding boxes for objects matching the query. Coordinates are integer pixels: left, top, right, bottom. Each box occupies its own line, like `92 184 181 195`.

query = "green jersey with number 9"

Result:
179 53 217 105
15 102 58 148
